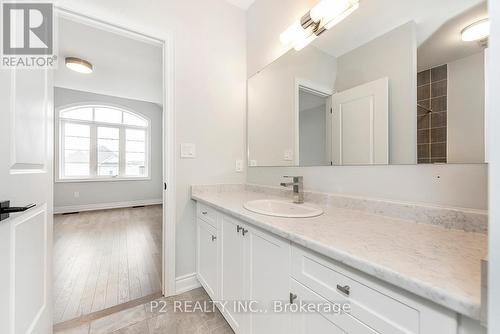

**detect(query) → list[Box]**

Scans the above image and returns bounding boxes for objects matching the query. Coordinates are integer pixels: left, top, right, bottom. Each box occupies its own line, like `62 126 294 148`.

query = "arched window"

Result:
58 105 150 180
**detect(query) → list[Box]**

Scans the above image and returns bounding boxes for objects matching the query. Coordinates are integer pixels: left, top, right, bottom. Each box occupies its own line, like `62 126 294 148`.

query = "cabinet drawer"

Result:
197 203 217 227
291 246 419 334
291 279 379 334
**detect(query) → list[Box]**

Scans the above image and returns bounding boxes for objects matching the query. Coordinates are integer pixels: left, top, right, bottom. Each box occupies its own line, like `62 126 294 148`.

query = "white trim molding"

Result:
175 273 201 295
54 198 162 214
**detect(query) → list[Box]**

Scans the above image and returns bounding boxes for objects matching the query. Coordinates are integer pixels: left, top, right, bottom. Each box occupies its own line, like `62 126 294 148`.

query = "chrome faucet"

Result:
280 176 304 204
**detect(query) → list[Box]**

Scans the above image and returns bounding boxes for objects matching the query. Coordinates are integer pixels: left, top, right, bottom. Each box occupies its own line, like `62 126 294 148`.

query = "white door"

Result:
332 77 389 165
197 219 218 300
221 215 247 333
246 228 290 334
0 68 53 334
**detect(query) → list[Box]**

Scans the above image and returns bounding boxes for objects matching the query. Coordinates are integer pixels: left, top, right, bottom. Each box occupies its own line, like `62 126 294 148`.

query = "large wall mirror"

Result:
248 0 488 167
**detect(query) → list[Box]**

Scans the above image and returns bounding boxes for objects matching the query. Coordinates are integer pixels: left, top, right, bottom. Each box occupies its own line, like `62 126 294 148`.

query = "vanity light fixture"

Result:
280 0 359 51
461 18 490 42
65 57 94 74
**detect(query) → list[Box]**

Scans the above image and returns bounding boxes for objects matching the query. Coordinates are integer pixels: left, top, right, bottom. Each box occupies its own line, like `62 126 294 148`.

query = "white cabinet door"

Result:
291 279 379 334
197 219 218 300
221 215 247 333
332 77 389 165
246 227 290 334
0 67 54 334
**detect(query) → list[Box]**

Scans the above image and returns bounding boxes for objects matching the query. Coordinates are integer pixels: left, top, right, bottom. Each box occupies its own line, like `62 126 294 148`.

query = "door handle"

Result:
1 201 36 221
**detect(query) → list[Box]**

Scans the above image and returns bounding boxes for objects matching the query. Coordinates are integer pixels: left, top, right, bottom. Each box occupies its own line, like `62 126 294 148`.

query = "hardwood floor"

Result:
53 205 162 324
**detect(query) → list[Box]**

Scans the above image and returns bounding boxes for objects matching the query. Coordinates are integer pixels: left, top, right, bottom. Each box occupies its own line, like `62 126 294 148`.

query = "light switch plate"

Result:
235 160 243 172
180 143 196 158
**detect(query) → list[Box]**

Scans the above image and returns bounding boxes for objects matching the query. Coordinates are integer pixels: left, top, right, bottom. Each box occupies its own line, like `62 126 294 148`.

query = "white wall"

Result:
53 88 163 210
246 0 488 210
335 22 417 164
248 46 336 166
55 0 247 278
448 51 485 163
488 0 500 331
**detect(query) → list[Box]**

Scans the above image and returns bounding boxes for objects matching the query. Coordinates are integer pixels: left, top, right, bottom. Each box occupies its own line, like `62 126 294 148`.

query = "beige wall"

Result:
246 0 488 210
448 52 485 163
56 0 247 277
336 22 417 164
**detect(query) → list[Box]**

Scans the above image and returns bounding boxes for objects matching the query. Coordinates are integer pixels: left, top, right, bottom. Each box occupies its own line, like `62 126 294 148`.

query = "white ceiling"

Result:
225 0 255 10
55 17 163 105
311 0 485 58
417 2 487 71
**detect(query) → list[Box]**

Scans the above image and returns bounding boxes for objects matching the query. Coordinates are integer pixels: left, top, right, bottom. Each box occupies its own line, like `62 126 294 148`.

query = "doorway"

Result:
51 9 174 327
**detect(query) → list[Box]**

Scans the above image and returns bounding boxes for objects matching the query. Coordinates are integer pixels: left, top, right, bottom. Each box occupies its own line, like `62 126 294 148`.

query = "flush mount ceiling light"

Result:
65 57 93 74
280 0 359 51
461 18 490 42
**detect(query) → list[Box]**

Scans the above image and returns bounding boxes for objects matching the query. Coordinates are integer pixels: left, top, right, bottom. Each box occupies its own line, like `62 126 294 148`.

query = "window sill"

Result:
55 177 151 183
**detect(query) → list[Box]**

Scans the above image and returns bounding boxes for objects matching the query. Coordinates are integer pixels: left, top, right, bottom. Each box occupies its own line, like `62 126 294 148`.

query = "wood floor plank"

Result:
53 205 163 324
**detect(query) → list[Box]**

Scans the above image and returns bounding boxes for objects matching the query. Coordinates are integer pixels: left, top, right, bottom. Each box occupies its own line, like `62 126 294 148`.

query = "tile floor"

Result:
55 288 234 334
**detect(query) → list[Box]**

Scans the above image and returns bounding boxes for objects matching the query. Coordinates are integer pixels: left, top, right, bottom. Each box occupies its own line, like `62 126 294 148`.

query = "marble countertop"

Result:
191 186 487 320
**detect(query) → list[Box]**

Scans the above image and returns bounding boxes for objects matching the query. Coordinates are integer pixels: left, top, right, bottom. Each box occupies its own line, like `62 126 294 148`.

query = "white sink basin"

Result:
243 199 323 218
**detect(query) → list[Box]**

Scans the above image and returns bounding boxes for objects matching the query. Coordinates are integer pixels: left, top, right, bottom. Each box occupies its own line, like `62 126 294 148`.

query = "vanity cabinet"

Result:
196 218 218 300
218 214 291 334
195 202 474 334
220 214 247 332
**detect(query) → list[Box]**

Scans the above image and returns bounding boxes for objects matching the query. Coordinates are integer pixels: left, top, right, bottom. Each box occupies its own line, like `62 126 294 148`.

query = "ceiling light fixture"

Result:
461 18 490 42
280 0 359 51
65 57 93 74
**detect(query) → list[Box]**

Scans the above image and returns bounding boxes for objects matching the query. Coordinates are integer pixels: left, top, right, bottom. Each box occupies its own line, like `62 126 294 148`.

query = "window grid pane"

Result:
97 126 119 177
63 123 90 177
59 107 149 180
126 129 146 177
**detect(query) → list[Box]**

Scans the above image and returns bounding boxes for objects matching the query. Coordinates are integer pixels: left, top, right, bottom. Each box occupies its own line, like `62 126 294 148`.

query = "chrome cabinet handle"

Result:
211 235 217 242
202 211 208 215
289 292 298 304
337 284 350 296
237 225 243 233
242 228 248 236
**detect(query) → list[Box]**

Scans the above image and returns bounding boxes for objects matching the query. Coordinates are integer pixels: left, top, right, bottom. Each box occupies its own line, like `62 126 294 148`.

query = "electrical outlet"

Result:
74 191 80 198
284 149 293 161
235 160 243 172
180 143 196 158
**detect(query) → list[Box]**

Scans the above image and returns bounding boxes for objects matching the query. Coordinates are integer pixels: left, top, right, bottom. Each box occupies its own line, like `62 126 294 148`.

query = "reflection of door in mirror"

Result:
298 87 331 166
332 77 389 165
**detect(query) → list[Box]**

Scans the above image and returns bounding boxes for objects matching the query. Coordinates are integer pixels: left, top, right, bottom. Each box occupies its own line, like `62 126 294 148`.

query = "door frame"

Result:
53 7 176 297
294 78 333 165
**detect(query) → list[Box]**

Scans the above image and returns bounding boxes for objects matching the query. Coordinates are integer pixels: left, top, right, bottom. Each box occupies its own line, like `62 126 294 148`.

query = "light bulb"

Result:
294 34 317 51
280 20 308 45
310 0 350 23
324 2 359 30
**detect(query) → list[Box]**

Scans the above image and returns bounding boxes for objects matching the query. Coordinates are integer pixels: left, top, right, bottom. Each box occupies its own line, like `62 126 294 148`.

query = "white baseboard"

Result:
54 198 163 214
175 272 201 295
